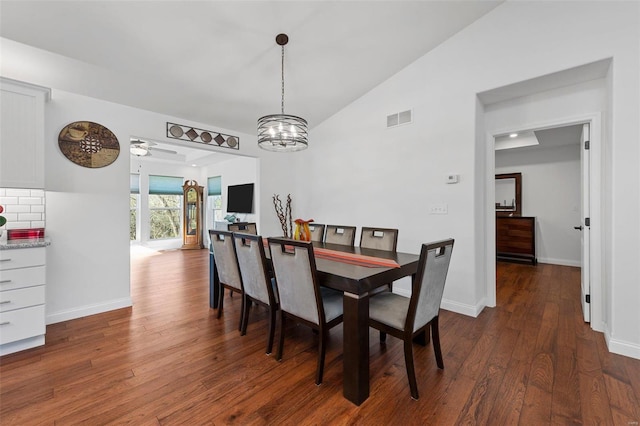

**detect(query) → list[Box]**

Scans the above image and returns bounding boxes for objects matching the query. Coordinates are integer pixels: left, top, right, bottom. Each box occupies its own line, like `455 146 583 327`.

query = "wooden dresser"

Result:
496 216 536 265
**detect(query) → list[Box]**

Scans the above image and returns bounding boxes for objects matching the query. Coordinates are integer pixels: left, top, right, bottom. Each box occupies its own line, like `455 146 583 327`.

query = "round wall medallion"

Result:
58 121 120 168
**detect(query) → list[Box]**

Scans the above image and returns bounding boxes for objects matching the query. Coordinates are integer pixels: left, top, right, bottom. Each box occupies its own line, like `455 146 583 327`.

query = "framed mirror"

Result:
182 180 204 249
495 172 522 216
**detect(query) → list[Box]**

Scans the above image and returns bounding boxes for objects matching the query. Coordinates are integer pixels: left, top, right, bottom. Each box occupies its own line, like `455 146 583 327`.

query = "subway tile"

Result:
6 188 31 197
18 197 44 205
31 221 45 229
6 221 31 230
18 213 43 221
31 205 45 213
0 189 5 196
30 189 45 197
3 213 19 222
6 205 30 213
0 197 18 205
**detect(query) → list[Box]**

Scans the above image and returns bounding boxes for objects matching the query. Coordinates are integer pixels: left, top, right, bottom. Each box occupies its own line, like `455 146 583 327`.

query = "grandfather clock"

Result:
182 180 204 249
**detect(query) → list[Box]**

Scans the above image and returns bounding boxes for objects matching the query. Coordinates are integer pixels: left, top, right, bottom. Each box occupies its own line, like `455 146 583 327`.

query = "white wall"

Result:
44 89 254 324
4 1 638 359
496 143 581 266
290 2 640 358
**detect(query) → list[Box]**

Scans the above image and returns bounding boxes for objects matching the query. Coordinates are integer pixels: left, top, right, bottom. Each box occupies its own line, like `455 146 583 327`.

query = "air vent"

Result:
386 109 412 128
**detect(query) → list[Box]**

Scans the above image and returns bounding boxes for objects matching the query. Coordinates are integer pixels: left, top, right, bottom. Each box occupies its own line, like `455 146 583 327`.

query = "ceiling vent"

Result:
386 109 412 128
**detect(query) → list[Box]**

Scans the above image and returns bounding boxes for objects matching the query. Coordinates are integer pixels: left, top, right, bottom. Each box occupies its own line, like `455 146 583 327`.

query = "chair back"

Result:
209 230 242 291
228 222 257 234
267 238 323 326
408 239 454 332
233 233 275 306
324 225 356 246
360 227 399 251
308 223 326 242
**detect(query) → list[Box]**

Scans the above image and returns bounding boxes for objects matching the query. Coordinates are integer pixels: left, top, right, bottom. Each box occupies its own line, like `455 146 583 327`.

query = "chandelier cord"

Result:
281 44 285 115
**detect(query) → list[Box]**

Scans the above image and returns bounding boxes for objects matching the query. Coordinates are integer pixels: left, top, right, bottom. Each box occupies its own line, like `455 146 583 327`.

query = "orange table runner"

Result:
262 239 399 268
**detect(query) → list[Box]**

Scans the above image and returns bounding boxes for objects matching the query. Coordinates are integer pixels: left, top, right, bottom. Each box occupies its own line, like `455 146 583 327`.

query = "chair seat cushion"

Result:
321 287 344 323
369 292 409 330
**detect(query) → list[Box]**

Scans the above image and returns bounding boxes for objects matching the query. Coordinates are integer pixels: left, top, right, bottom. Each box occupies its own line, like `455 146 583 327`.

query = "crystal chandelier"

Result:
258 34 308 152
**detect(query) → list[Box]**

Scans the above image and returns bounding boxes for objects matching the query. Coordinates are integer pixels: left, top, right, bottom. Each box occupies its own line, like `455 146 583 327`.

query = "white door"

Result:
579 123 591 322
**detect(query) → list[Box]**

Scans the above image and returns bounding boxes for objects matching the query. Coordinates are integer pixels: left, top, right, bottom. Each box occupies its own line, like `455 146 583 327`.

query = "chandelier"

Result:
258 33 308 152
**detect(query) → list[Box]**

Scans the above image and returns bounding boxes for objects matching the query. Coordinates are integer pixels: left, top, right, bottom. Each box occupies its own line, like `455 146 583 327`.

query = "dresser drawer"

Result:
0 305 45 345
0 248 46 270
0 286 45 313
0 266 46 291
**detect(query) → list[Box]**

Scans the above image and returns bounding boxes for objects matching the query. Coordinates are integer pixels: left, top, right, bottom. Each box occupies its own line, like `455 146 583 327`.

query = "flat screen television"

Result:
226 183 254 213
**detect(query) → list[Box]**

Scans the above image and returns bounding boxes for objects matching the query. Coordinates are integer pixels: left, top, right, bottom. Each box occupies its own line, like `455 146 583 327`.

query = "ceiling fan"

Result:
130 139 178 157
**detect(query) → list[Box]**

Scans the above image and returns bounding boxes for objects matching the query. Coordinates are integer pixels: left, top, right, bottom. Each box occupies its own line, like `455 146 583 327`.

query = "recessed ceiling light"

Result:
509 133 518 138
191 164 197 167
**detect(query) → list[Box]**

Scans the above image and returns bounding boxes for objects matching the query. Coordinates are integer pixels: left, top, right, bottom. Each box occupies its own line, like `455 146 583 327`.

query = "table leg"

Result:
209 253 220 309
343 291 369 405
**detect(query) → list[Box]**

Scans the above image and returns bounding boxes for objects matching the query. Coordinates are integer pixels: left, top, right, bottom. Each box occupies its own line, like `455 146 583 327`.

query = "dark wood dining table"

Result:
209 240 420 406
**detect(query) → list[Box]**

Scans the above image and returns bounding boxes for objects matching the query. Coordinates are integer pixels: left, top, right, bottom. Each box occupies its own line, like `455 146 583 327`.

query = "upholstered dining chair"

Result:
267 237 344 385
233 232 279 355
360 227 399 251
308 223 326 242
228 222 257 234
324 225 356 246
209 229 244 330
368 238 454 399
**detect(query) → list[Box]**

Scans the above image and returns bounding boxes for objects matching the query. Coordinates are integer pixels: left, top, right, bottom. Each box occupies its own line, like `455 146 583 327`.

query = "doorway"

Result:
493 122 591 321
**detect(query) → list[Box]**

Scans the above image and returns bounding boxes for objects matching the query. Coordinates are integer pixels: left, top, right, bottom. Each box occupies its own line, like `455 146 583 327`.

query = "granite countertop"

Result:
0 238 51 250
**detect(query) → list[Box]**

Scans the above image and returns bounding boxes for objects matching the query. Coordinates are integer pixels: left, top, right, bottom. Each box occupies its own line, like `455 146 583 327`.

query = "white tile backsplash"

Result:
0 187 45 231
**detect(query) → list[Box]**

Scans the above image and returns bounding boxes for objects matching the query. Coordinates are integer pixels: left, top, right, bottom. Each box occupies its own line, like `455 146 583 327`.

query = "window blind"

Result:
208 176 222 196
130 174 140 194
148 175 183 195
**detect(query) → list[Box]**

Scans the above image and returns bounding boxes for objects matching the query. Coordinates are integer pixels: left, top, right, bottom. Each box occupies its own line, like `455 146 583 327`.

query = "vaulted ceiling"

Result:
0 1 503 137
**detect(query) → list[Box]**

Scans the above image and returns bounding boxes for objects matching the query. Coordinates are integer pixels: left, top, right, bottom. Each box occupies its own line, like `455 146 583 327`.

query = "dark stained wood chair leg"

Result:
266 306 276 355
240 295 250 336
316 329 327 385
380 331 387 343
217 288 224 319
413 329 429 346
404 338 419 400
276 311 285 361
431 317 444 369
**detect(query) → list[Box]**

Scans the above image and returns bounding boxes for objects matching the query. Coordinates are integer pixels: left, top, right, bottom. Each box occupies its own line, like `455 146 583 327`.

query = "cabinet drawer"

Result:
0 248 46 270
0 305 45 345
0 266 46 291
0 286 45 312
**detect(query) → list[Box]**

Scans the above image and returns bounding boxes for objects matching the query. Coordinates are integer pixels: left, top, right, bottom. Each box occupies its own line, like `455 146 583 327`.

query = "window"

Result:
207 176 222 230
130 174 140 241
149 175 183 240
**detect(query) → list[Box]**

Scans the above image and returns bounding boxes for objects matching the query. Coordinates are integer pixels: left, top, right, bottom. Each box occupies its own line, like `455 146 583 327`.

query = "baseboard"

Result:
537 257 581 267
441 297 485 318
46 297 133 325
393 288 484 318
605 328 640 360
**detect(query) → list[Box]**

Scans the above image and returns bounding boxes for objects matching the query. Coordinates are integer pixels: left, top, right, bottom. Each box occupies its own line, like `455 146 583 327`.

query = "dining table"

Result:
209 240 420 406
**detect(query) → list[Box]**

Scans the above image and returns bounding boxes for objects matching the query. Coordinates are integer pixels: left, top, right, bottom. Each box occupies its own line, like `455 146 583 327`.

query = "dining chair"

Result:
368 238 454 399
308 223 326 242
324 225 356 246
233 232 279 355
209 229 244 330
267 237 344 385
359 227 399 251
228 222 257 234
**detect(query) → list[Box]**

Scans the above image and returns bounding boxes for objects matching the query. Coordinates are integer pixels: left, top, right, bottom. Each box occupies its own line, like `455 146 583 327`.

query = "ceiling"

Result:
0 1 504 164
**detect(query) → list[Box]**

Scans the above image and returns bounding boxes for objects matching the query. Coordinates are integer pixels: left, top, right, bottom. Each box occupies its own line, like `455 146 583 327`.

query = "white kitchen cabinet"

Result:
0 246 47 355
0 77 50 189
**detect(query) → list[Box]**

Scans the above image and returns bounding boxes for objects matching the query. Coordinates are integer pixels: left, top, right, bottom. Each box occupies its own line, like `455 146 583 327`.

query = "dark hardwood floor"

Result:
1 248 639 425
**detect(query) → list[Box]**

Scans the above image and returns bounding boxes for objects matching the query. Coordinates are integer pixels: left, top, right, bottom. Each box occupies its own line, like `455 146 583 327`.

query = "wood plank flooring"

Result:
1 249 639 425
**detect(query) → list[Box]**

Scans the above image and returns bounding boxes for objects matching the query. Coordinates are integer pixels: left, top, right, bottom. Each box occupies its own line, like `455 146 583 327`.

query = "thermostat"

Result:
447 174 459 184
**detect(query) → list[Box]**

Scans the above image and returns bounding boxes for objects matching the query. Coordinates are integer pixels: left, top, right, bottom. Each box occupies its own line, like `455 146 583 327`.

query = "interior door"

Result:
580 123 591 322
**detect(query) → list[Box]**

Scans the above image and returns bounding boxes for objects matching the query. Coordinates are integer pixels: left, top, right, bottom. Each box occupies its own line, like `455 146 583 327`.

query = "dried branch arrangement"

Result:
272 194 293 238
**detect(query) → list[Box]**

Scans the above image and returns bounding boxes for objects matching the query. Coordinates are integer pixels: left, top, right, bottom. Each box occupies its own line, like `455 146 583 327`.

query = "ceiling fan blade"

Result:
151 147 178 155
